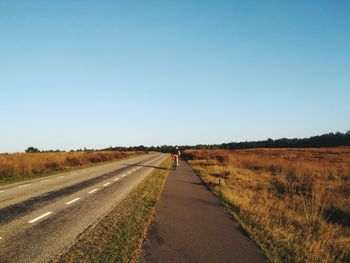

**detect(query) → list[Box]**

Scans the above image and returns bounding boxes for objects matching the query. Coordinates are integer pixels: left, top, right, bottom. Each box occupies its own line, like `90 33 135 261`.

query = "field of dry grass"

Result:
185 147 350 263
0 151 144 185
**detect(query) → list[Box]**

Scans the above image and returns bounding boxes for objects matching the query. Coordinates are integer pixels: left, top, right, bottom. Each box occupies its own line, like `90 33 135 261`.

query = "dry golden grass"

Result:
0 151 143 184
186 147 350 263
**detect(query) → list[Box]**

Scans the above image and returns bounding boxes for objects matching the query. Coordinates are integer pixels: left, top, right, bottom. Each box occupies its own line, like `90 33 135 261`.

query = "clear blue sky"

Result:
1 1 349 152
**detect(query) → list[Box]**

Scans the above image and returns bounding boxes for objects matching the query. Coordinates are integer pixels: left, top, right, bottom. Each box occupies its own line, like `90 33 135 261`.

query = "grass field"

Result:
185 147 350 263
0 151 144 185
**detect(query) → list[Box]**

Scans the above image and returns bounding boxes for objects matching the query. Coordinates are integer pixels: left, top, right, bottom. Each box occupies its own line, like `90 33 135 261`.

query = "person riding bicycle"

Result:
171 146 180 166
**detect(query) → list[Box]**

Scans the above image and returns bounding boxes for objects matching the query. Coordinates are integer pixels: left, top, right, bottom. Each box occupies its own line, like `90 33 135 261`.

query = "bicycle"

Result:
172 159 177 170
172 155 179 170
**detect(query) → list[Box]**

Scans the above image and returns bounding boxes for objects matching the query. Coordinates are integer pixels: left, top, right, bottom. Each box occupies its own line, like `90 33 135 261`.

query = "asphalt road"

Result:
0 153 167 263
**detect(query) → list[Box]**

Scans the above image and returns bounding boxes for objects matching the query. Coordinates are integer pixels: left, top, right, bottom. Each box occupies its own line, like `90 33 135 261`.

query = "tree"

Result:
25 147 40 153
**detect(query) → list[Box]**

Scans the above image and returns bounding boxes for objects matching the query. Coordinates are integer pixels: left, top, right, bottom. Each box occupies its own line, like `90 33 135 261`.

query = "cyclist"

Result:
171 146 181 167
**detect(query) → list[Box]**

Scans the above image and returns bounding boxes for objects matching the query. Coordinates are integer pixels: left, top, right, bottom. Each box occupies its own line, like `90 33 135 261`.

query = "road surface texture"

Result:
141 160 267 263
0 153 167 263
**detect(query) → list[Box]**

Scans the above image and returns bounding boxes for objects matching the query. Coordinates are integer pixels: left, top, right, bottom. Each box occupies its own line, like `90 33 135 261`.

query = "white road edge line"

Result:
58 176 65 179
28 212 52 224
89 189 98 194
66 197 81 205
40 179 50 183
103 182 111 187
18 184 31 188
113 178 120 181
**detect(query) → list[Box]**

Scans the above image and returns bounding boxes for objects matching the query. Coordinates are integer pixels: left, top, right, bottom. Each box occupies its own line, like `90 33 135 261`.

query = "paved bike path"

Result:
140 160 267 263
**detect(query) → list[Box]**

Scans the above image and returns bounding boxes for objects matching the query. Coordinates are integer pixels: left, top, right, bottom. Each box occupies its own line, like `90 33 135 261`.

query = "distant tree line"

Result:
24 145 176 153
186 131 350 150
103 145 176 153
98 131 350 152
24 131 350 154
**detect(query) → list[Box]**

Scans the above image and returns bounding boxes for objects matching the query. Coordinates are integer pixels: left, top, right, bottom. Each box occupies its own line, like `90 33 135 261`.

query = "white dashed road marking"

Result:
113 178 120 182
28 212 52 224
89 189 98 194
18 184 31 188
122 174 127 177
66 198 81 205
0 190 5 193
58 176 65 179
103 182 110 187
40 179 50 183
